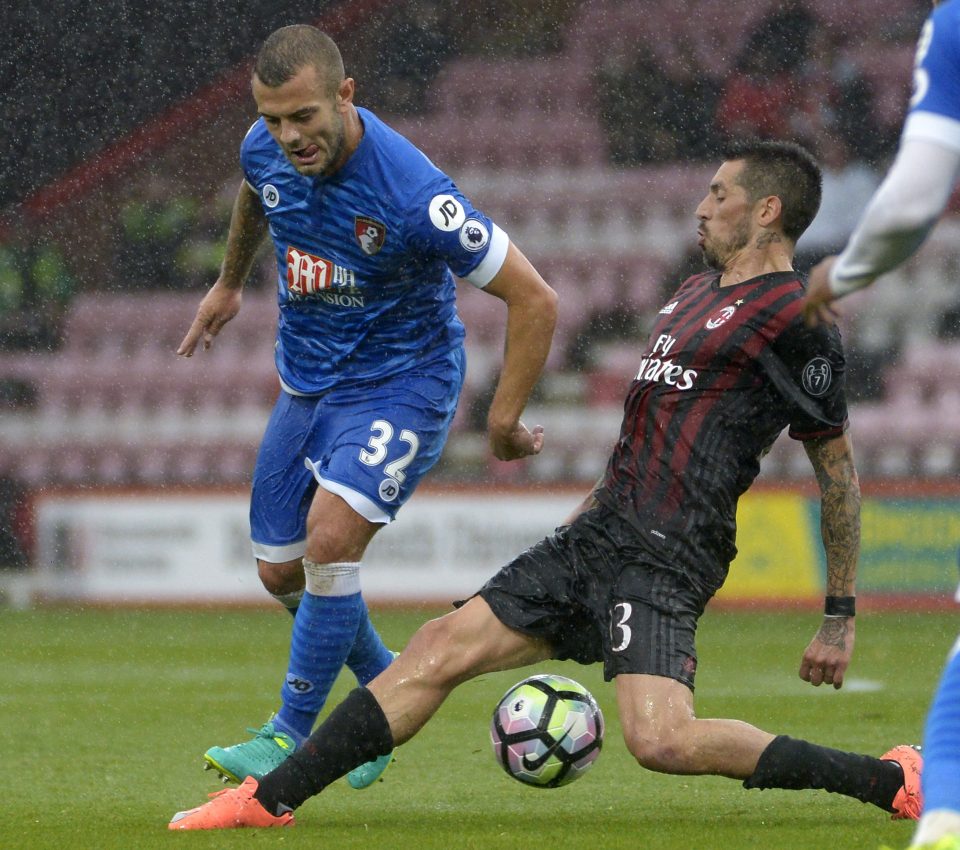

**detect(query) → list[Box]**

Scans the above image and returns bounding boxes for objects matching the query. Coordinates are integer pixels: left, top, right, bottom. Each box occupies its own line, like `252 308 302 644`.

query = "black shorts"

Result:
477 503 709 689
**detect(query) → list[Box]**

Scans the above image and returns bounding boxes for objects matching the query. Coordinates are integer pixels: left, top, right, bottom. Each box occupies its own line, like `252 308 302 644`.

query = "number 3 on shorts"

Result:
359 419 421 483
611 602 632 652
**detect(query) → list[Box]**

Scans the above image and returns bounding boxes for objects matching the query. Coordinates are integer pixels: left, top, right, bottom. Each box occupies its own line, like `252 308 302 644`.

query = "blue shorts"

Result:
250 347 466 563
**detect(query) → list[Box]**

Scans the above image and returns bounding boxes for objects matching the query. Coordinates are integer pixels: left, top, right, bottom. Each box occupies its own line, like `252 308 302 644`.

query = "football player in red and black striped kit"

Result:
170 140 922 831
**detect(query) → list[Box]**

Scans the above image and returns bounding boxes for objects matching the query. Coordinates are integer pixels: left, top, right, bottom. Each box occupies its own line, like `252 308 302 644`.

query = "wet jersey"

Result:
596 270 848 596
905 0 960 149
911 0 960 121
240 107 508 395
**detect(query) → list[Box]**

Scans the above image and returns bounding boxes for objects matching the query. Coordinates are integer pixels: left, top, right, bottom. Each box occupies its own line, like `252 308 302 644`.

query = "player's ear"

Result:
337 77 355 108
756 194 782 229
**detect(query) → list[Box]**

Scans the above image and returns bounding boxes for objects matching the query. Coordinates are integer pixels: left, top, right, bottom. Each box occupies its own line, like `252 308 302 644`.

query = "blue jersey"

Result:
905 0 960 150
240 107 509 395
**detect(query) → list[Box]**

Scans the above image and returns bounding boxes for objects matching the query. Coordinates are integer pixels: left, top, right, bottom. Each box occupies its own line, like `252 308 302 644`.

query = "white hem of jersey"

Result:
304 458 393 524
903 111 960 154
465 224 509 288
278 377 312 397
252 539 306 563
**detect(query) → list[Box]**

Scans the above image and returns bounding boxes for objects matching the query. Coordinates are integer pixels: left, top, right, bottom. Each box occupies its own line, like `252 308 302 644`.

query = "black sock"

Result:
743 735 904 811
254 687 394 815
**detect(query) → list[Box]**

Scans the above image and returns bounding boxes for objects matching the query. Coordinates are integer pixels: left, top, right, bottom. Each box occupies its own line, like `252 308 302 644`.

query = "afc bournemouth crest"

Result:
355 216 386 256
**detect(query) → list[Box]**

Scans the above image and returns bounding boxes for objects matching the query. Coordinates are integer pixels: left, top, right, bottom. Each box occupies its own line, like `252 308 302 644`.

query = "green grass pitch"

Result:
1 605 950 849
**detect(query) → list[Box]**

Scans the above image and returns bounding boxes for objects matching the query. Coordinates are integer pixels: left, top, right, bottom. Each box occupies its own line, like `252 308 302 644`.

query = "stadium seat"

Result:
431 56 595 120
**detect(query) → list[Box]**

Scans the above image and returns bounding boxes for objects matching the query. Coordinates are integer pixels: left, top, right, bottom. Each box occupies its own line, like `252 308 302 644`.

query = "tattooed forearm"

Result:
805 435 861 597
220 182 269 288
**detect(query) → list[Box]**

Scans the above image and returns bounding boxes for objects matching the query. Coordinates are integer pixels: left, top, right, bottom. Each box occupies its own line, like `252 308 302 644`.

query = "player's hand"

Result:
177 282 243 356
802 256 840 328
488 421 544 461
798 616 855 690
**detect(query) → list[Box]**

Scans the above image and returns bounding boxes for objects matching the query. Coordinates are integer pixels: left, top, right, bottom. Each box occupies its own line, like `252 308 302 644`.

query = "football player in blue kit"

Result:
177 24 557 790
805 3 960 848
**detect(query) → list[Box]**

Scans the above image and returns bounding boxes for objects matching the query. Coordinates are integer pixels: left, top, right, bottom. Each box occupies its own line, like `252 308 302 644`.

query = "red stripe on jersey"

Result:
658 278 804 512
606 272 806 524
637 277 780 489
635 273 734 475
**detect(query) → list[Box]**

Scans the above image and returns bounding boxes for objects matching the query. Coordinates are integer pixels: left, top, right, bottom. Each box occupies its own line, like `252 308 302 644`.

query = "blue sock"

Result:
274 590 363 745
922 640 960 812
345 599 395 685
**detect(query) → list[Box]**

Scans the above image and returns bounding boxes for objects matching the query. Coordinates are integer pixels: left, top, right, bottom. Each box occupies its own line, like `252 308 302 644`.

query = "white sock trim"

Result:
303 560 361 596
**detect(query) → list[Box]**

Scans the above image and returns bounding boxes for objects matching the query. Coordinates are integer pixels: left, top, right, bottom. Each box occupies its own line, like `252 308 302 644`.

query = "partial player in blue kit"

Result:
805 3 960 848
177 24 557 790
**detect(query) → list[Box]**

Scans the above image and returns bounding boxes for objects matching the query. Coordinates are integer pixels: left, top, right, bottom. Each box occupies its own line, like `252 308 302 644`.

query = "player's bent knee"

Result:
404 616 478 687
257 559 305 595
622 727 690 774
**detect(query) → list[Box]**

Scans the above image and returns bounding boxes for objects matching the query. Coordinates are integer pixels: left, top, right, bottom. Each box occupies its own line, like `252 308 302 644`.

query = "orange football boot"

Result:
168 776 294 830
882 745 924 821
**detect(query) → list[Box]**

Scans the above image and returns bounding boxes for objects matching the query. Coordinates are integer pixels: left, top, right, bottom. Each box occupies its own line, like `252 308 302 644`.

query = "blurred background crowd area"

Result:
0 0 956 567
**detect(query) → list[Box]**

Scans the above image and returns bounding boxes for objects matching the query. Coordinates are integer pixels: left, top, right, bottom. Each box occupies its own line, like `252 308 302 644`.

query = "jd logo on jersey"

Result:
262 184 280 208
355 216 386 256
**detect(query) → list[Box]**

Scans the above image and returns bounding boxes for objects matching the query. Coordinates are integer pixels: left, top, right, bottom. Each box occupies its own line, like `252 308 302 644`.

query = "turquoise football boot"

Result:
204 721 295 784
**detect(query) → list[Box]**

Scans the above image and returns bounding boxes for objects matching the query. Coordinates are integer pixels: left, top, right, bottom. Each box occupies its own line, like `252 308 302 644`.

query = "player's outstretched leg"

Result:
169 776 293 830
743 736 922 819
344 647 400 790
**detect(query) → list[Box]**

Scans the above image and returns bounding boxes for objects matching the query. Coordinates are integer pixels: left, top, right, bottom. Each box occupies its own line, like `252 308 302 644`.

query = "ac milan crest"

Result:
355 216 386 255
704 305 736 330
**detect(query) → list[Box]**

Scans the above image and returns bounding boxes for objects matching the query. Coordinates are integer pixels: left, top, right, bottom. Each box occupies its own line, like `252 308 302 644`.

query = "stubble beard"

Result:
320 116 346 174
315 115 346 176
290 114 346 176
702 220 751 271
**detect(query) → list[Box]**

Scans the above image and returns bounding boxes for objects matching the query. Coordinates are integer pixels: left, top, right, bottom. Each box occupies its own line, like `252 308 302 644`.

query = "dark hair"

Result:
254 25 344 95
721 140 822 242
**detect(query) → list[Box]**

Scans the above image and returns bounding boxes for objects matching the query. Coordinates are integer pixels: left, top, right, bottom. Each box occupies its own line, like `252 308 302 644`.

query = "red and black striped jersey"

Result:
596 269 848 595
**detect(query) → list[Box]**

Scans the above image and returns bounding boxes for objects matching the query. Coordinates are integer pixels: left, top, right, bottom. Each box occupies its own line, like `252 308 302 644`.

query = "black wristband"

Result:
824 596 856 617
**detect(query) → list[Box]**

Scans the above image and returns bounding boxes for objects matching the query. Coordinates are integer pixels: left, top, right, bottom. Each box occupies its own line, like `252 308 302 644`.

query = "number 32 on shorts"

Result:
359 419 421 500
611 602 633 652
